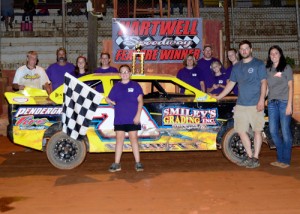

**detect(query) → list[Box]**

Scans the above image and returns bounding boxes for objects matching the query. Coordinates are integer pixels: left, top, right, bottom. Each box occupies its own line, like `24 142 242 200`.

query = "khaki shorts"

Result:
233 105 265 132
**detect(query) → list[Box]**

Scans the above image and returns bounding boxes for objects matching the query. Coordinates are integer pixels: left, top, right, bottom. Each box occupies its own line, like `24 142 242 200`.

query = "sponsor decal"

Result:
15 107 63 117
196 95 208 101
13 97 29 103
15 115 49 129
162 107 218 128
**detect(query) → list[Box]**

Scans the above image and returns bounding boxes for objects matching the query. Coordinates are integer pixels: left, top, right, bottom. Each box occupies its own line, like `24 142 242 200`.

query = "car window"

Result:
138 79 196 100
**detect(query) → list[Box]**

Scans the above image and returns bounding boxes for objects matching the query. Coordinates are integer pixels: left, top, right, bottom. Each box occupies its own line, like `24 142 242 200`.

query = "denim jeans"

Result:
268 99 292 164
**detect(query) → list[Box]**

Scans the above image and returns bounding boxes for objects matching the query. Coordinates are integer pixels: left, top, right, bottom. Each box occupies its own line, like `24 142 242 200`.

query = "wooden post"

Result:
223 0 230 67
87 13 98 72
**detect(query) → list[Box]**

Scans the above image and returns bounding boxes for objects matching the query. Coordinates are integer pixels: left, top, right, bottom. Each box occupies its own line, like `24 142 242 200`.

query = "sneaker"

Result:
246 157 260 168
135 162 144 172
108 163 121 172
278 163 290 169
236 156 252 167
270 161 282 167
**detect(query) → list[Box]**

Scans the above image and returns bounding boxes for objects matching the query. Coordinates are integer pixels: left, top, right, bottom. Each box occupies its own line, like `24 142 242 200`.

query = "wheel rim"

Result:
228 133 247 159
53 138 79 163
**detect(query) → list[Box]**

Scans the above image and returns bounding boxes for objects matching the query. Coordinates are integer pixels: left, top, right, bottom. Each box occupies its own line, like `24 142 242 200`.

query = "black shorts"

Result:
114 124 141 132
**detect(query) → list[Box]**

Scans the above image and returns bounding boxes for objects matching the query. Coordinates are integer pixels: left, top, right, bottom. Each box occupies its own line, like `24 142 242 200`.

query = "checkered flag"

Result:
62 73 103 140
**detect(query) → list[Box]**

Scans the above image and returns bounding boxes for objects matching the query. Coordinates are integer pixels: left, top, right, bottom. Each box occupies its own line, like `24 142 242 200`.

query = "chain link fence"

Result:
0 0 300 70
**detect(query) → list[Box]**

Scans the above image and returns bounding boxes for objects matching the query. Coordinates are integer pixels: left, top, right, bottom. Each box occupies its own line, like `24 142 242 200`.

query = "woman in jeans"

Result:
266 45 293 168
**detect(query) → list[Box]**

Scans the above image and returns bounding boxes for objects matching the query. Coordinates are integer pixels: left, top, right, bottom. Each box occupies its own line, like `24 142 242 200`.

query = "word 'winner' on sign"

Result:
112 18 203 63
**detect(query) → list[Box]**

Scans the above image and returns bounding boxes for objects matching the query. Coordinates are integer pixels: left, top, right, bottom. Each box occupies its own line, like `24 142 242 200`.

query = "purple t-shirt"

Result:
197 57 226 90
210 72 227 95
226 65 238 95
69 70 87 78
46 62 75 90
176 67 203 93
94 66 118 92
108 80 143 125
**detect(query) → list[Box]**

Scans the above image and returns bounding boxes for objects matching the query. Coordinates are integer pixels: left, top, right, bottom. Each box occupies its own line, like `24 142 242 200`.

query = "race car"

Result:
5 73 300 169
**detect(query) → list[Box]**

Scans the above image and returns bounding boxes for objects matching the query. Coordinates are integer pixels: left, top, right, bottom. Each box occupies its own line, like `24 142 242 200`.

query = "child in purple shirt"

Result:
105 64 144 173
177 54 205 93
197 45 226 92
94 52 118 92
207 61 228 95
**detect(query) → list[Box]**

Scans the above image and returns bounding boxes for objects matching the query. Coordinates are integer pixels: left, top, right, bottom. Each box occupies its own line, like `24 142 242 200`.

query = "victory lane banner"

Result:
112 18 203 63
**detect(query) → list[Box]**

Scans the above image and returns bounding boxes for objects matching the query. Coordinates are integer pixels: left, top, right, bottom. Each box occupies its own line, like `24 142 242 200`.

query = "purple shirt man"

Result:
46 47 75 90
108 80 143 125
47 62 75 90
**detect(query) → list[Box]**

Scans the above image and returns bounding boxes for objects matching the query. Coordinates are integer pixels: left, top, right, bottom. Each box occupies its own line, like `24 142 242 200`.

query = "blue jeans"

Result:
268 100 292 164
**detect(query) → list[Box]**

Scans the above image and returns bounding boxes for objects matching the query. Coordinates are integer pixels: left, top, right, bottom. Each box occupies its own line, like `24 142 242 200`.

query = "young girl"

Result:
105 64 144 172
207 61 228 95
71 56 89 78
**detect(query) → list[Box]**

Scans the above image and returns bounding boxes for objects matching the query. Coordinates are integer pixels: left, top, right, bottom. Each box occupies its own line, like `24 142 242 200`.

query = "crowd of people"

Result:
12 40 294 172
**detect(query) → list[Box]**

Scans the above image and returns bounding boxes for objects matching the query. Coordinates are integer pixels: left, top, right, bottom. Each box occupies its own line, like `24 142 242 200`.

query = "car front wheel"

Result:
46 132 86 170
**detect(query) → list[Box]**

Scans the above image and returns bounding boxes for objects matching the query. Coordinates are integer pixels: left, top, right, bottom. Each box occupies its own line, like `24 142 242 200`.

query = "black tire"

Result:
221 127 254 164
46 132 86 170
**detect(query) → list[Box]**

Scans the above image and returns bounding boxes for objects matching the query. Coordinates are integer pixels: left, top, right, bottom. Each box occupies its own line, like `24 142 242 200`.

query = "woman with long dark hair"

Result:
266 45 293 168
72 56 89 78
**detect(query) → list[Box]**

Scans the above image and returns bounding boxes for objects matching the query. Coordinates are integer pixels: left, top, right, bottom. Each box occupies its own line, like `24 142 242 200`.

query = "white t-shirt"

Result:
13 65 50 89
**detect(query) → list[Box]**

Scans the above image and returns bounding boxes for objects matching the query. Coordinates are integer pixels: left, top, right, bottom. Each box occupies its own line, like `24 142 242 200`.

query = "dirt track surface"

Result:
1 136 300 214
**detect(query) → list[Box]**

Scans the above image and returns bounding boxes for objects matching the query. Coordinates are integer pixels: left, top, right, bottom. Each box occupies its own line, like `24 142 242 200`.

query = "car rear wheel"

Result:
46 132 86 170
221 127 254 164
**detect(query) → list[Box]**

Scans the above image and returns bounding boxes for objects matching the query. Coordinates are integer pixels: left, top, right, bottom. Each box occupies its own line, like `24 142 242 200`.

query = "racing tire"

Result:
221 127 254 164
46 132 87 170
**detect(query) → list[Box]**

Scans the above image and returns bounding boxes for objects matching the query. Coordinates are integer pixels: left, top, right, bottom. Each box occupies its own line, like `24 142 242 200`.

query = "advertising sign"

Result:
112 18 203 63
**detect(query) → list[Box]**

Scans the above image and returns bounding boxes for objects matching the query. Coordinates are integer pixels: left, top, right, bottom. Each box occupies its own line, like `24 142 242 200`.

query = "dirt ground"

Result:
1 136 300 214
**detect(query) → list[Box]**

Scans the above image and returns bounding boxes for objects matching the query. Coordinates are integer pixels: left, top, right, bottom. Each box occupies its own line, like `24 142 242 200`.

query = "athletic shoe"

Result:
236 156 252 167
108 163 121 172
246 157 260 168
270 161 282 167
135 162 144 172
278 163 290 168
270 161 290 168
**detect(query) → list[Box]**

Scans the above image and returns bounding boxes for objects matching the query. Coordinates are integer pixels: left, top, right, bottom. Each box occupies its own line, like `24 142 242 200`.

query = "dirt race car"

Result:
5 73 300 169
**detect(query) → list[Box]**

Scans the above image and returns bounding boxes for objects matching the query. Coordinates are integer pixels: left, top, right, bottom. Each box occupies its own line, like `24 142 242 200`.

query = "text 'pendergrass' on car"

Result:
5 73 300 169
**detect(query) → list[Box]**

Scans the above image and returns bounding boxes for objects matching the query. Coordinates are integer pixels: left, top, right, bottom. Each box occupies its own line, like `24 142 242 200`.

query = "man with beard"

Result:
46 47 75 91
214 40 267 168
